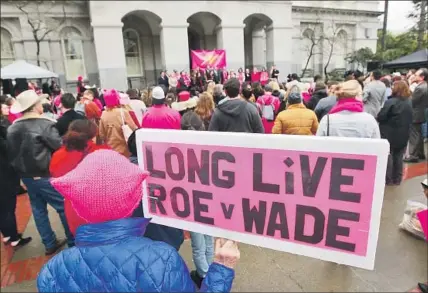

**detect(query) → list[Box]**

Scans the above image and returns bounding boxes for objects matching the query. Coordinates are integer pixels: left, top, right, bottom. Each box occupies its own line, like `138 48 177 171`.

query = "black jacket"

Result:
208 98 264 133
306 89 328 110
158 76 169 89
7 115 62 178
55 109 86 137
377 96 413 149
0 118 20 198
411 81 428 123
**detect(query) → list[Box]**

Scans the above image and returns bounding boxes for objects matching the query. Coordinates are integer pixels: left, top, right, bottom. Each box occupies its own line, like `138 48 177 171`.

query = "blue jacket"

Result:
37 218 235 292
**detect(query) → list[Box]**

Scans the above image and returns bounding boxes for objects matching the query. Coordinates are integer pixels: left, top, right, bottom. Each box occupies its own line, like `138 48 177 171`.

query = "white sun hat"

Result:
10 90 48 114
422 178 428 188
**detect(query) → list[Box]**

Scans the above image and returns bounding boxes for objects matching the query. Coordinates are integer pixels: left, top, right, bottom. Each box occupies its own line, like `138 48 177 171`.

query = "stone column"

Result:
160 24 190 72
252 28 265 69
216 24 245 72
266 25 293 81
92 23 127 91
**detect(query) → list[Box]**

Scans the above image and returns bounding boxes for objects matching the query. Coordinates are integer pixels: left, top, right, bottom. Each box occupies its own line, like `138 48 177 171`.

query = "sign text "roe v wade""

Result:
136 129 389 270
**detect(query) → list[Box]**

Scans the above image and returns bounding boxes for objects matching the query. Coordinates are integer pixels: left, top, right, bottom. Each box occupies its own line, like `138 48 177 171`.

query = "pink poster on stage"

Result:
136 129 389 270
191 50 227 69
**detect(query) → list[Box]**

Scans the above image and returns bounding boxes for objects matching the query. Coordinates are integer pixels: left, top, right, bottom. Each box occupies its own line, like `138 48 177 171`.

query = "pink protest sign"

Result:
191 50 226 69
417 209 428 240
136 130 389 270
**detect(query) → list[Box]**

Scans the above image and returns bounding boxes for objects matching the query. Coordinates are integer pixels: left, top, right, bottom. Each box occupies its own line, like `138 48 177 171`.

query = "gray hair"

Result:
213 84 224 97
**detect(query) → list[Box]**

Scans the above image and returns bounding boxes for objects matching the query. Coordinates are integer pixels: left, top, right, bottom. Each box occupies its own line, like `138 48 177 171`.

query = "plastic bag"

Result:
399 200 427 240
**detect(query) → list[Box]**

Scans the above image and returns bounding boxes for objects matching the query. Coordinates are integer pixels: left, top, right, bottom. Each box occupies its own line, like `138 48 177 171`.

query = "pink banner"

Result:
142 142 377 257
191 50 226 69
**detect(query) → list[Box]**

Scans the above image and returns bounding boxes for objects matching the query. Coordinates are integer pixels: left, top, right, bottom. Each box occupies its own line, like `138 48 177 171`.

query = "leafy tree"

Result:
408 0 428 49
375 29 428 62
345 47 375 71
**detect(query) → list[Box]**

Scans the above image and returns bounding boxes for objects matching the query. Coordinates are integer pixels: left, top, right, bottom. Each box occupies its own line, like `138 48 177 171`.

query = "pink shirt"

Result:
141 105 181 130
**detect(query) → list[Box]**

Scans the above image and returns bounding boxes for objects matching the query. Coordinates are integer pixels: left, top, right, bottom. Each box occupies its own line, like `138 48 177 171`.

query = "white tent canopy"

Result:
1 60 58 79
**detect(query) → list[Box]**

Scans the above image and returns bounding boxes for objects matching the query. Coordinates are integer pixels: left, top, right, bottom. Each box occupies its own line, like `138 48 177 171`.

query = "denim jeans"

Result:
21 177 74 249
190 232 214 278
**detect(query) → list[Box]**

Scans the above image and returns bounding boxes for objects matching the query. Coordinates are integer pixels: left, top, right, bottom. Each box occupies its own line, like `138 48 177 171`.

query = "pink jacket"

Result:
141 105 181 130
256 94 281 134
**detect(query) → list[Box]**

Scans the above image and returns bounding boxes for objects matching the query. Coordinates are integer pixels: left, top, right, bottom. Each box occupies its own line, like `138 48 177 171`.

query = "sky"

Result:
379 0 417 33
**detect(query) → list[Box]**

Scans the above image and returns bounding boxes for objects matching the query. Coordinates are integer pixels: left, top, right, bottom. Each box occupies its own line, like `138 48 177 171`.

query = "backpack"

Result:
74 102 86 116
260 98 275 121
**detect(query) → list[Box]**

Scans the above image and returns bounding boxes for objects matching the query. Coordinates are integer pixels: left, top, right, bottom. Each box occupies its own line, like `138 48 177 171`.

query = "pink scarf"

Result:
329 98 363 114
183 74 191 87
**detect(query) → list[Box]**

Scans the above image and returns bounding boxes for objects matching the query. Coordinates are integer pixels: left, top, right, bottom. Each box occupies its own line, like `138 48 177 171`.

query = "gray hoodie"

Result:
208 98 264 133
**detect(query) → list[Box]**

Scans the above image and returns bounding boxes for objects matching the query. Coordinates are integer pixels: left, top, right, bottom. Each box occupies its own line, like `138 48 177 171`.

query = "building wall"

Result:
1 1 382 91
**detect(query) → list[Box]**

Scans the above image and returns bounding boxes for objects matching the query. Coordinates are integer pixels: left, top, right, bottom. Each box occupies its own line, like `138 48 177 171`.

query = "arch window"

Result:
1 28 15 67
61 27 86 80
123 29 143 76
301 28 316 73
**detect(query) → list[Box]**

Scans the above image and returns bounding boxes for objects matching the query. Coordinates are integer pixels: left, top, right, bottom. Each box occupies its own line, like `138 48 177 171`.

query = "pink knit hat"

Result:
103 89 120 108
51 150 149 223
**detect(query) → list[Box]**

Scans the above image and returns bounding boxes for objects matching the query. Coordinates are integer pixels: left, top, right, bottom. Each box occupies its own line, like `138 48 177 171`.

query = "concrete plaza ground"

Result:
1 170 427 292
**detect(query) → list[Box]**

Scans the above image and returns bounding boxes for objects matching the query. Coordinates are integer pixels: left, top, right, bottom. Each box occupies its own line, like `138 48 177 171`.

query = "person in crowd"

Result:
42 101 57 121
126 131 184 251
99 89 137 157
165 92 176 108
237 68 245 85
38 149 239 293
245 68 251 82
272 92 318 135
306 82 328 110
76 76 86 98
158 71 169 89
221 68 229 85
204 81 215 96
316 80 380 138
260 68 269 86
380 78 392 101
286 73 305 92
7 90 74 254
76 90 102 121
241 82 260 114
362 70 386 118
127 88 146 126
195 92 214 130
5 97 22 123
209 78 264 133
42 82 52 97
171 91 198 116
50 119 110 235
251 67 260 84
141 88 152 108
377 80 413 186
314 81 339 121
404 68 428 162
119 92 141 128
256 84 281 134
1 101 10 122
270 65 279 80
178 110 216 288
213 84 225 106
141 86 181 129
252 82 264 100
0 102 32 248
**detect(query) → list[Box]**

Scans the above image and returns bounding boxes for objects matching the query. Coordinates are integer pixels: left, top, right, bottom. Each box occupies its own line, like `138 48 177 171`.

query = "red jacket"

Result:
256 94 281 134
141 104 181 130
50 141 110 235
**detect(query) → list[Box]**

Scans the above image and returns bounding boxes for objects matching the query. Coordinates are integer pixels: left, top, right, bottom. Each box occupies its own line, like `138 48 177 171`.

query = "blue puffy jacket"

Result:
37 218 235 292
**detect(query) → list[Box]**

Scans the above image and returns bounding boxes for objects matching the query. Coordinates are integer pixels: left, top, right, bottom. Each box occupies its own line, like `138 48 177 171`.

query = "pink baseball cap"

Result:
51 150 149 223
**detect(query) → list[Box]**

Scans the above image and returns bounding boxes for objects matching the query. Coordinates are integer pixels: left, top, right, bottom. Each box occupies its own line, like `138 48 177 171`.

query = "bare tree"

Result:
13 1 67 67
322 17 342 81
300 16 323 78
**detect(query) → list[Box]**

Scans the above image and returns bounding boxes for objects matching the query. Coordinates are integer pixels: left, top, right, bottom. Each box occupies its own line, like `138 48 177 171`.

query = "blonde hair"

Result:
141 89 152 107
268 81 280 92
195 92 215 120
206 81 216 95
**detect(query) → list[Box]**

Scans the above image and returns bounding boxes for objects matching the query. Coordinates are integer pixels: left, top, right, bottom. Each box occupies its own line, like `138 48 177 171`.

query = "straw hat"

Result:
336 80 362 98
422 179 428 188
10 90 48 114
171 91 198 112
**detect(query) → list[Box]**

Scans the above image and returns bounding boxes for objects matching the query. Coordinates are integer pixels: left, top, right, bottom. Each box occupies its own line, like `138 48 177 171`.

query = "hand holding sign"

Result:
214 238 240 269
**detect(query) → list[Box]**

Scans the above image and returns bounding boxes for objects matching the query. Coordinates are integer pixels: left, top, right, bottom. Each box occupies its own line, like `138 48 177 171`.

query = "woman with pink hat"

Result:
99 89 138 157
38 150 239 292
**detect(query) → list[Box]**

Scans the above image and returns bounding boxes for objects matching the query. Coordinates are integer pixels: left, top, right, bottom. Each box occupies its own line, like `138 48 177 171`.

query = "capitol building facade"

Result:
0 1 382 90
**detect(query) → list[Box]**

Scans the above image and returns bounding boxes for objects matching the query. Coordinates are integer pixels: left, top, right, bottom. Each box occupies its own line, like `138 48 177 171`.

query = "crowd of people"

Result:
0 65 427 292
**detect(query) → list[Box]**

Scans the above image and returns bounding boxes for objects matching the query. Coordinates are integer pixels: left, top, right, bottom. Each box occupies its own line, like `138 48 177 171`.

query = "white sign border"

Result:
136 129 389 270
